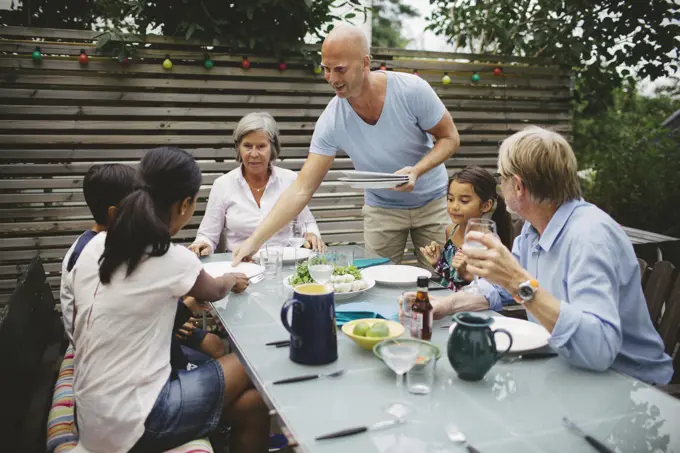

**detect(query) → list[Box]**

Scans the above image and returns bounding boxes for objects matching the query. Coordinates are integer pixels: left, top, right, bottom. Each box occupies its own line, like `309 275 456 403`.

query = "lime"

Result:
366 323 390 338
352 322 371 337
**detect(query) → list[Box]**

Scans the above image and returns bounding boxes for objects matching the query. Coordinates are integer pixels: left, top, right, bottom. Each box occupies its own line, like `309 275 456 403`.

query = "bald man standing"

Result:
233 25 460 268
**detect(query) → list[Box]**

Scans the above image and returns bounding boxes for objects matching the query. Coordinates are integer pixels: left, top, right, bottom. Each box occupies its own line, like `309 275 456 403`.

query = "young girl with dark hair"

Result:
70 147 268 453
421 165 513 291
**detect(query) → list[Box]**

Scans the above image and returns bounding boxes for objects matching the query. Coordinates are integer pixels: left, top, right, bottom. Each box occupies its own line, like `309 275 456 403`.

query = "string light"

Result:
241 56 251 69
203 54 214 69
31 46 41 61
278 61 287 71
471 72 480 83
78 49 89 65
442 72 451 85
313 64 323 74
379 63 387 71
493 67 503 76
162 55 173 70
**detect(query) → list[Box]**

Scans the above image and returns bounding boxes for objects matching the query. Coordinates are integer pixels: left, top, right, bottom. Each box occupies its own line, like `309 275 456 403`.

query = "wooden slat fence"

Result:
0 26 573 303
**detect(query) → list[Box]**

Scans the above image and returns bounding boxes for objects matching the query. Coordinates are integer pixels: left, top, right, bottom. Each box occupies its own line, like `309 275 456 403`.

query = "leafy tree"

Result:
426 0 680 114
0 0 100 29
0 0 368 57
575 84 680 235
371 0 418 48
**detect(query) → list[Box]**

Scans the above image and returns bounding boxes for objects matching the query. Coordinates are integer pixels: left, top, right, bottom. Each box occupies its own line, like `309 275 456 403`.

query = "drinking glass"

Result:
381 339 419 417
289 221 308 266
307 252 335 285
462 218 497 295
289 221 307 249
406 348 437 395
260 242 283 280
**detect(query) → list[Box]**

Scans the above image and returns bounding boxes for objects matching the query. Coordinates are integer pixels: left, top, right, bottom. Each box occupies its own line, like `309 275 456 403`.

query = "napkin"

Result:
335 301 399 326
353 257 390 269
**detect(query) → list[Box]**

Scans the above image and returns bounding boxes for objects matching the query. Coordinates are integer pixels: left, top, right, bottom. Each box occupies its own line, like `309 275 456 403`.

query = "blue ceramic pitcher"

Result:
280 283 338 365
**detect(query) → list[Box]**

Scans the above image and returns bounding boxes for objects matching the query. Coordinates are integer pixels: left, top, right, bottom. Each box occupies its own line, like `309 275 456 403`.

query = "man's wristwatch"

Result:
514 279 539 304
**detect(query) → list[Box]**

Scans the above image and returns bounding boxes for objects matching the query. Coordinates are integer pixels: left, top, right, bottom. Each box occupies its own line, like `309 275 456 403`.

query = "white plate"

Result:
360 265 431 286
252 246 314 264
338 178 407 189
283 275 376 300
202 261 264 279
448 316 550 353
340 170 410 180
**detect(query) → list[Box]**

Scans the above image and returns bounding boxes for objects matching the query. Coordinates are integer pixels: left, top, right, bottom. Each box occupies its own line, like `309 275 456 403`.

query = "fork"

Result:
563 417 614 453
273 369 346 385
445 423 482 453
249 273 265 284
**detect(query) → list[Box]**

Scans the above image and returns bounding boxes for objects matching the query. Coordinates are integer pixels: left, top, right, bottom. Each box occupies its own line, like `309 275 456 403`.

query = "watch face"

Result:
519 285 534 299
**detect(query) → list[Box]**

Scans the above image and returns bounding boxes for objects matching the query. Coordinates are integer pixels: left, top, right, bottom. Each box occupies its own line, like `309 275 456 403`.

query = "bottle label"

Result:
410 313 423 338
422 311 434 340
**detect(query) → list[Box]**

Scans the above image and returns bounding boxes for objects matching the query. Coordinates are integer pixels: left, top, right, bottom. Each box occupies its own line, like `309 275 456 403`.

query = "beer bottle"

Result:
410 276 433 340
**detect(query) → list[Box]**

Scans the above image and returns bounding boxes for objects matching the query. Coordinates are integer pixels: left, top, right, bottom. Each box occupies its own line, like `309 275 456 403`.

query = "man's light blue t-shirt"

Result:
481 199 673 385
309 71 449 209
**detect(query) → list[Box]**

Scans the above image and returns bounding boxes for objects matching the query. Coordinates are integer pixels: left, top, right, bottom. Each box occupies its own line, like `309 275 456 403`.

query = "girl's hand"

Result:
181 296 209 313
419 241 442 266
175 318 197 340
452 251 474 282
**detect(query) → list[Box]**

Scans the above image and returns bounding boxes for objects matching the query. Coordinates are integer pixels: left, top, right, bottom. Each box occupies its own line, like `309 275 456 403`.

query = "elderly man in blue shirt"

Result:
407 126 673 385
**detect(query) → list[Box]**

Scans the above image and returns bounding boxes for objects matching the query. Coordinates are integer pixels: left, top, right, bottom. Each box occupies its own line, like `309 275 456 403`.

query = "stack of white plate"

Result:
338 170 410 189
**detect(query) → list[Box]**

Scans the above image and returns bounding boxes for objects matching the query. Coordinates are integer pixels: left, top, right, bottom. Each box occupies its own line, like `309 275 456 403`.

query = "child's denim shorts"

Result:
129 359 225 453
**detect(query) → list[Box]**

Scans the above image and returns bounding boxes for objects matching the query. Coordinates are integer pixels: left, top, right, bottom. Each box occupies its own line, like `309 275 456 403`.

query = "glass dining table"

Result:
203 246 680 453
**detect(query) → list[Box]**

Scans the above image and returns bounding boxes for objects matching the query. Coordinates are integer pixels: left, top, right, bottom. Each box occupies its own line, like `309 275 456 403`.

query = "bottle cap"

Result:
417 276 429 288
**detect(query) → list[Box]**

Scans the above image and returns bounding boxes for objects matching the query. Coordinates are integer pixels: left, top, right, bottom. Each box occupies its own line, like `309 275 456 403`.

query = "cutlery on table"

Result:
563 417 614 453
266 340 290 347
316 417 406 441
445 423 482 453
249 273 265 284
502 352 558 363
273 369 346 385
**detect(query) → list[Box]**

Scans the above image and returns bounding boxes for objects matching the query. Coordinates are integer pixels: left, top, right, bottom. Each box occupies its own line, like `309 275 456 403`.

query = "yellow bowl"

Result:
341 318 405 350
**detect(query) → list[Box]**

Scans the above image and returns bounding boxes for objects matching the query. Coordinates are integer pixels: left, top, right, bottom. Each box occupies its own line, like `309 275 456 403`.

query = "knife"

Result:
316 418 405 440
517 352 558 360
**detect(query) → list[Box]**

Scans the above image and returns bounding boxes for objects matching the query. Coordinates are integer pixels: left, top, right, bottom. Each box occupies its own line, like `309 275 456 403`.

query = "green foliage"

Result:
574 84 680 235
426 0 680 114
371 0 418 48
1 0 368 57
0 0 101 29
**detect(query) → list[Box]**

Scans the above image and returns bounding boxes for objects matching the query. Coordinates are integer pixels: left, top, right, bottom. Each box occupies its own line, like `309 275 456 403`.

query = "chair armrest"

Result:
656 384 680 398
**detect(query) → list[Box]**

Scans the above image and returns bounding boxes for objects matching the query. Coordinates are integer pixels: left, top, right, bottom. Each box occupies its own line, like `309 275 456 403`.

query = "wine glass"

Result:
381 339 420 417
289 221 307 249
307 252 335 285
289 221 308 266
462 218 497 295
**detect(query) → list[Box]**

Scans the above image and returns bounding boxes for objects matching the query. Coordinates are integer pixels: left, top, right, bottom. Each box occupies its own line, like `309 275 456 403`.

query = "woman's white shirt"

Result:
70 232 203 453
194 165 321 252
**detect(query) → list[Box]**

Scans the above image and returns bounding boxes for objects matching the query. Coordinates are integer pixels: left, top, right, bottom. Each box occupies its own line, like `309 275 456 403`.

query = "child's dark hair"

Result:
99 147 202 284
449 165 514 249
83 164 138 225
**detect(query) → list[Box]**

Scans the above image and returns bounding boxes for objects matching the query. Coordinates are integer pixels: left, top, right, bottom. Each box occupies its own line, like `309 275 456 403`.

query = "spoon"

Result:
445 423 482 453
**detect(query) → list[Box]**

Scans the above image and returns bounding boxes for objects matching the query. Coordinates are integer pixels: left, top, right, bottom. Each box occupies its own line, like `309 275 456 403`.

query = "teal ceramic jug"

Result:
447 312 513 381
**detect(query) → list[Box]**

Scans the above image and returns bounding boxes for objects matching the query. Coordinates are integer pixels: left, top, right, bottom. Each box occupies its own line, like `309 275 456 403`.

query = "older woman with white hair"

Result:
189 112 324 256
